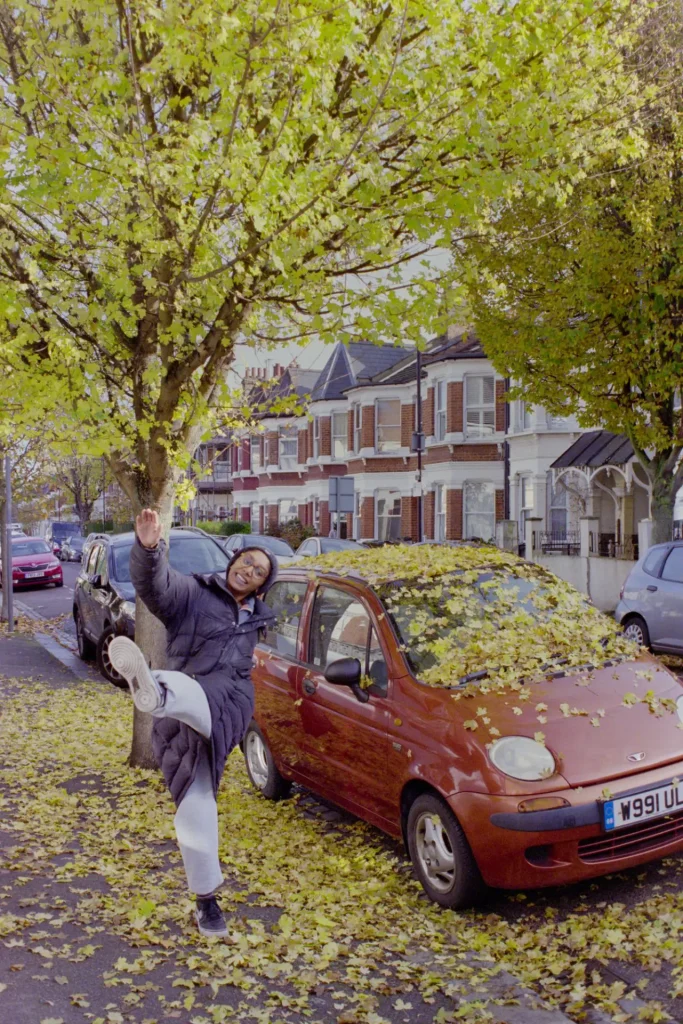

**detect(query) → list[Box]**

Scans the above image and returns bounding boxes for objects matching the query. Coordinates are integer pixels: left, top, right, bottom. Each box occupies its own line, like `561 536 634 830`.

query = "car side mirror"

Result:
324 657 370 704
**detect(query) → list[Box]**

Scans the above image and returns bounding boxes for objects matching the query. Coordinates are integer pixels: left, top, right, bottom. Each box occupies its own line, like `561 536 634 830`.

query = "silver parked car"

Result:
614 541 683 651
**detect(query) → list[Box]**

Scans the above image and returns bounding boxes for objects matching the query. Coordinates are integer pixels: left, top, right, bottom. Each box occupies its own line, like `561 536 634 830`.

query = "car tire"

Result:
55 580 64 588
243 722 292 800
97 626 128 688
74 610 96 661
406 793 485 909
622 614 650 648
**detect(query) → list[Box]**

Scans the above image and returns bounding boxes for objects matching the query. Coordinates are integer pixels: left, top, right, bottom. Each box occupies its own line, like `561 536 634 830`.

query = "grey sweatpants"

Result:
152 670 223 896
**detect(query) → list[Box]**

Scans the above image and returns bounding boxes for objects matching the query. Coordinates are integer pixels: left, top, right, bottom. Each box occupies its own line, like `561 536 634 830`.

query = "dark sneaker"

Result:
108 636 164 713
195 895 228 937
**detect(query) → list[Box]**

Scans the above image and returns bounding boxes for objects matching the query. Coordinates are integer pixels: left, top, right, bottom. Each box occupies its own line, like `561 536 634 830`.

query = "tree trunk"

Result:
126 486 176 769
651 474 675 546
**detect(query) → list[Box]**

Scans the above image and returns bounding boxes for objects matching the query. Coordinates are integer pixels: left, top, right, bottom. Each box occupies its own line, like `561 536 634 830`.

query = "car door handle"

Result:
303 679 317 695
647 585 658 592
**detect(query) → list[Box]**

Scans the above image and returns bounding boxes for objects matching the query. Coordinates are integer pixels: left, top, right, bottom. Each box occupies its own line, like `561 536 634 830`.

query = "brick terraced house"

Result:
230 329 511 544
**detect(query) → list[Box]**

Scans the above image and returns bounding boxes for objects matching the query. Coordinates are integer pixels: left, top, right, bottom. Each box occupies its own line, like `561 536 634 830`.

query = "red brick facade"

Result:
495 488 505 523
267 504 278 529
361 405 375 450
360 496 375 539
447 489 463 540
297 428 308 465
400 496 419 542
241 505 251 523
320 416 332 457
347 409 355 452
400 403 414 448
447 381 463 434
298 503 308 525
320 500 331 536
266 431 279 466
424 490 435 539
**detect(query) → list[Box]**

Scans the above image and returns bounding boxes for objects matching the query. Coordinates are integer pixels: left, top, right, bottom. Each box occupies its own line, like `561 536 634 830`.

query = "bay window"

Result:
376 490 401 542
332 411 347 459
278 426 297 470
435 381 447 442
465 376 495 438
375 399 401 452
463 481 495 541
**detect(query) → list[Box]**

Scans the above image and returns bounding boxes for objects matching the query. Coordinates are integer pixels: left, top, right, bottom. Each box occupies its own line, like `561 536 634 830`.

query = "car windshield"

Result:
13 540 50 556
112 536 229 583
320 539 361 553
249 535 294 556
377 566 633 687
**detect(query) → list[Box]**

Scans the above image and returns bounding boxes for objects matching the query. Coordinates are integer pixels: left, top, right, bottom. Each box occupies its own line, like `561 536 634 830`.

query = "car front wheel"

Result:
623 614 650 648
243 722 291 800
406 793 484 909
75 610 96 661
97 626 127 688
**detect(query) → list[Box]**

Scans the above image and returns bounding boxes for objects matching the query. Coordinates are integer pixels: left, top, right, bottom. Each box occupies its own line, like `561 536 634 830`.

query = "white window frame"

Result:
434 484 446 542
332 411 347 460
519 475 533 541
278 425 297 470
279 498 297 524
434 381 447 442
313 417 320 459
375 489 401 542
250 435 261 475
463 481 496 541
353 404 362 454
250 502 259 533
375 398 401 453
353 491 361 539
464 376 496 439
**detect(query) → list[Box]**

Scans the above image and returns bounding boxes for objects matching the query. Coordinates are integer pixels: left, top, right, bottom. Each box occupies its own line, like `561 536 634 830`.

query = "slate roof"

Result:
310 342 406 401
369 328 486 386
259 367 321 418
551 430 634 469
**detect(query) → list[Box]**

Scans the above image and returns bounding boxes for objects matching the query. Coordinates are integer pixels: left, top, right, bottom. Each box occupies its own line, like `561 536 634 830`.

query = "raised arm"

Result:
129 510 197 629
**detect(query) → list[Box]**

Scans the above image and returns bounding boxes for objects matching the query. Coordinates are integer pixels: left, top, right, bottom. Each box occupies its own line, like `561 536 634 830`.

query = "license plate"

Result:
24 570 44 579
603 780 683 831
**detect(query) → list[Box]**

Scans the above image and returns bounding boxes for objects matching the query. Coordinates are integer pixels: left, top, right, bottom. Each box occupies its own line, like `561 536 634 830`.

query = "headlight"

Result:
677 695 683 725
488 736 557 781
121 600 136 620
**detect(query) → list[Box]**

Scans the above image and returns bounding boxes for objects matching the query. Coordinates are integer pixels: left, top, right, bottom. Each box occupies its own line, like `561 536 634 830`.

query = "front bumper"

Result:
449 761 683 890
13 570 63 587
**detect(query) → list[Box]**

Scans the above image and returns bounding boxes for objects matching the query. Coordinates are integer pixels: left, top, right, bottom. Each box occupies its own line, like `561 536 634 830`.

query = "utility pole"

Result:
412 347 426 542
101 456 107 530
3 452 14 630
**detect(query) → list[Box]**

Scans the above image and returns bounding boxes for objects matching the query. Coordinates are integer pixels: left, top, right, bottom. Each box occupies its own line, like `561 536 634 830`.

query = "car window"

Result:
263 581 308 657
12 540 51 556
310 586 371 670
110 536 228 583
252 535 294 556
367 626 388 695
299 540 315 556
86 544 101 575
94 545 108 581
643 547 668 578
661 547 683 584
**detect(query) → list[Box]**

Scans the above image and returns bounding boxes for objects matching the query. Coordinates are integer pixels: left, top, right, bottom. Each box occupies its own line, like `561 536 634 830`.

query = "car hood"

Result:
13 552 58 567
452 655 683 787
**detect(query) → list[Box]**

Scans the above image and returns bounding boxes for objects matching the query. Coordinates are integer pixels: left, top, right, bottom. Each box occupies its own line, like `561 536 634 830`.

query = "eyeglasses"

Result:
233 553 269 583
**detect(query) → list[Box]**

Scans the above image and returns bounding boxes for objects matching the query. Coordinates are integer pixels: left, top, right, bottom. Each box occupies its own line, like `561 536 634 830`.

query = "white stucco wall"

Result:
535 554 635 612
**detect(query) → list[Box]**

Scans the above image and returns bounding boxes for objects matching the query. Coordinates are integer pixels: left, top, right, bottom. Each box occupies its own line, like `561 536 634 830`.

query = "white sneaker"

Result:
108 637 164 713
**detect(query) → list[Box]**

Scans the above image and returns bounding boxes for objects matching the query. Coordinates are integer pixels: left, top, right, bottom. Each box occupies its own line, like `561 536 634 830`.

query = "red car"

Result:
1 537 64 589
242 545 683 908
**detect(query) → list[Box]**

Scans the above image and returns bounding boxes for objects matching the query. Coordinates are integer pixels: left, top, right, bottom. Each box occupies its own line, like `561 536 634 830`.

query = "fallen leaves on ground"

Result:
0 680 682 1023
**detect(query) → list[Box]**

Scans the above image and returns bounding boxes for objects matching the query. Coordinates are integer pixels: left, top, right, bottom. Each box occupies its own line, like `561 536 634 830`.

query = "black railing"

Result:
540 531 580 555
598 534 638 560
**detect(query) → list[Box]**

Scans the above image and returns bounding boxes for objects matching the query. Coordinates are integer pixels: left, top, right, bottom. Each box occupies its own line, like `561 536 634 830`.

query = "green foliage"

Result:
197 519 250 536
85 519 135 535
457 6 683 536
266 518 314 550
0 0 646 518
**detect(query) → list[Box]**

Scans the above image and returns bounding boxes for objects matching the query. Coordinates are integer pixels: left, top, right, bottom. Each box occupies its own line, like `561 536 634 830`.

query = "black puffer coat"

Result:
129 539 276 807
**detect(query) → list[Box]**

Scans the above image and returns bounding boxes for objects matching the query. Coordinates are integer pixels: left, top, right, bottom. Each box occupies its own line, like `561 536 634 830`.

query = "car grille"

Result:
17 562 51 573
578 809 683 863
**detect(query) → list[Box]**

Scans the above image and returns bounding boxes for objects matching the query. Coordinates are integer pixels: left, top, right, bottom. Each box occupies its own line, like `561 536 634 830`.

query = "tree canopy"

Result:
456 4 683 538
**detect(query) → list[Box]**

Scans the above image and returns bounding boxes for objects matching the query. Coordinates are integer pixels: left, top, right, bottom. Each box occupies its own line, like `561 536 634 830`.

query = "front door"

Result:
297 584 393 826
252 579 310 772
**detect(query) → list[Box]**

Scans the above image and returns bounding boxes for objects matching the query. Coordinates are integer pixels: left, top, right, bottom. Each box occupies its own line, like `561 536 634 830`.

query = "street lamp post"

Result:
101 456 106 530
3 452 14 630
411 347 426 543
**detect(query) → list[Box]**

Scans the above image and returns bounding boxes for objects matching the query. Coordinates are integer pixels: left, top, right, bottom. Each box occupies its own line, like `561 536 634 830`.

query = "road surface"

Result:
12 560 80 637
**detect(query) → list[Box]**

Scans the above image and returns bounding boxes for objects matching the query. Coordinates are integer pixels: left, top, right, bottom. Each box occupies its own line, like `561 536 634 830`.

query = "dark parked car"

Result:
221 533 295 561
0 537 63 590
242 545 683 909
74 529 230 685
615 541 683 652
61 536 85 562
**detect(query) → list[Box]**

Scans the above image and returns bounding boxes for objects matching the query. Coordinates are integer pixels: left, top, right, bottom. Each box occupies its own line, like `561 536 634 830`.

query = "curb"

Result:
12 599 94 681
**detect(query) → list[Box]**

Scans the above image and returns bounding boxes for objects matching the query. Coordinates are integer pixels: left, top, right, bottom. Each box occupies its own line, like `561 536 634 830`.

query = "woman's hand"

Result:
136 508 162 550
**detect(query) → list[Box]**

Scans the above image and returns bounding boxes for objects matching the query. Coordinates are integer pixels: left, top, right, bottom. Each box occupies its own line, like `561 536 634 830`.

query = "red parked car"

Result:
242 545 683 908
1 537 63 590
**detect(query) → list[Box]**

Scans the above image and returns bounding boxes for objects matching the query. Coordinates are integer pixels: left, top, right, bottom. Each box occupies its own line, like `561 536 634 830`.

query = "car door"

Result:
252 578 311 772
77 544 101 637
650 546 683 650
296 583 394 826
88 544 113 641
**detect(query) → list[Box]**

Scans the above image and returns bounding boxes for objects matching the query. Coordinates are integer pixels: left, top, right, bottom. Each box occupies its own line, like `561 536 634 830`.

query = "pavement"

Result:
0 628 589 1024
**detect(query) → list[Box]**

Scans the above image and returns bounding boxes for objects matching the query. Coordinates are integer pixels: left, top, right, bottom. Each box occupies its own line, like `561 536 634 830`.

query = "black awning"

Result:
551 430 634 469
